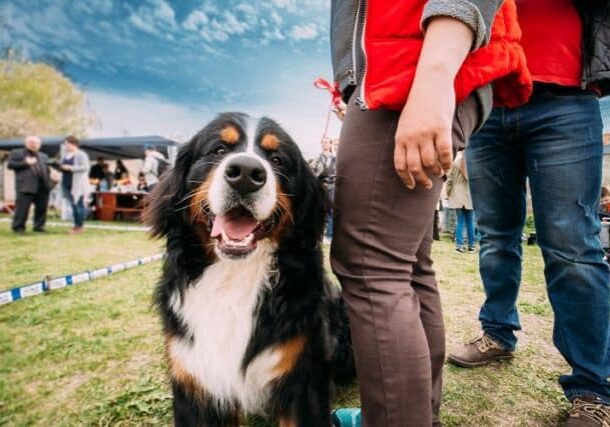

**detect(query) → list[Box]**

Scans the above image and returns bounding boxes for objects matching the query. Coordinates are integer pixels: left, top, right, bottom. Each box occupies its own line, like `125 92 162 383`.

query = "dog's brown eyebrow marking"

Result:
261 133 280 151
219 126 240 144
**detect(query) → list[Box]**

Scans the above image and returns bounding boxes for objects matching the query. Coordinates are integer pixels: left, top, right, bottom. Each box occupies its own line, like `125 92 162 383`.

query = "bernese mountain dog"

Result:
144 113 354 426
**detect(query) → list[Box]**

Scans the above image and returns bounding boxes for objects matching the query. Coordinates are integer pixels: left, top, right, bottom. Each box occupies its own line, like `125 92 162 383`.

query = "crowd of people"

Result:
7 136 168 234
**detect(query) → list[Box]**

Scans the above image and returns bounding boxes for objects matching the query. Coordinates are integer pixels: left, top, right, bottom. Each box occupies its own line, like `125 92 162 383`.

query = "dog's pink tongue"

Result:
211 214 258 240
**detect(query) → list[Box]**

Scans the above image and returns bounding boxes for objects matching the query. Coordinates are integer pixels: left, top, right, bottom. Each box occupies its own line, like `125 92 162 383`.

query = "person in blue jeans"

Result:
60 136 90 234
446 149 476 252
448 2 610 424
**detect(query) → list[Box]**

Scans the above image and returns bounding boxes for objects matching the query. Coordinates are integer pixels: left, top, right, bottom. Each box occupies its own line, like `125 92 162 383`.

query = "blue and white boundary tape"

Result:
0 253 164 306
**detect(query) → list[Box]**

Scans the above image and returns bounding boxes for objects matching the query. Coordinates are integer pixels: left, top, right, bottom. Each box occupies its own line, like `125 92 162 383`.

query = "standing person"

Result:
141 145 167 190
7 136 52 233
60 136 90 234
329 0 532 425
448 2 610 425
136 172 150 192
89 157 107 181
113 159 129 181
312 137 336 240
332 137 340 156
98 164 113 191
600 186 610 218
446 149 475 253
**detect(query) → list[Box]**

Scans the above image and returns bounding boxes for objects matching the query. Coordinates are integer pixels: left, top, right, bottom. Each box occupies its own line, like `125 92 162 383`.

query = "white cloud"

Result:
235 3 258 19
290 23 318 40
269 10 283 25
128 14 157 35
128 0 176 37
154 0 176 26
181 1 325 48
222 11 250 35
269 0 297 12
267 0 329 13
74 0 113 16
261 27 285 45
183 10 209 31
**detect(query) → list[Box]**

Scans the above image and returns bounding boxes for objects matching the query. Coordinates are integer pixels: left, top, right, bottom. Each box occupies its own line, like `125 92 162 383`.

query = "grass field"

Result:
0 221 570 426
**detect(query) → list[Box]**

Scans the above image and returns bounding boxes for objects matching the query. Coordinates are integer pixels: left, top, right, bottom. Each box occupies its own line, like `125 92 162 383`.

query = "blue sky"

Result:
0 0 341 157
0 0 608 157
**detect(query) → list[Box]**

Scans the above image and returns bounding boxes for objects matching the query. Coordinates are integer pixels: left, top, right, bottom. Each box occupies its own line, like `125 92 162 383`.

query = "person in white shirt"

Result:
141 144 166 190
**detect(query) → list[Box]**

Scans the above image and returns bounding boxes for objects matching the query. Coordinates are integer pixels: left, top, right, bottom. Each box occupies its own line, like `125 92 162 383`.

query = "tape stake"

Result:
20 282 44 298
48 277 68 290
70 272 90 284
109 264 125 273
0 291 13 305
90 268 109 280
124 260 139 269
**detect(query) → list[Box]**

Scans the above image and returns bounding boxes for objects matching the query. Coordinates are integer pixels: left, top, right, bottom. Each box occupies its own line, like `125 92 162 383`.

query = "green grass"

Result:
0 228 569 426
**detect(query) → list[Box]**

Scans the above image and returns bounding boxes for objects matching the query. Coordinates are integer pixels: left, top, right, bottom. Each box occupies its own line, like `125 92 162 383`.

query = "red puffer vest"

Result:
360 0 533 110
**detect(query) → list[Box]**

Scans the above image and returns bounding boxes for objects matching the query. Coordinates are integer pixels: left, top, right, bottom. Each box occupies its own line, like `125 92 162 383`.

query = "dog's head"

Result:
145 113 327 260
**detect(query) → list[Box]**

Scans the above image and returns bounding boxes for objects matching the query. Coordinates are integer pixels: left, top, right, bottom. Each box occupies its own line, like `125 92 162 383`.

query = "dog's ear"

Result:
291 156 328 247
143 146 193 238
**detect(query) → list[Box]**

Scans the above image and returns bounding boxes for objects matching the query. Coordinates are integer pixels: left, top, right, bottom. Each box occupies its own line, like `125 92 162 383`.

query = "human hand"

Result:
61 164 72 172
332 101 347 121
25 157 37 166
393 16 473 190
394 73 455 190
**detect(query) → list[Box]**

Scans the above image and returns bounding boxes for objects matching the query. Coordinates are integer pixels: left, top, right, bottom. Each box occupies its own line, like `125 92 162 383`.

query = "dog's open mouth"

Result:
210 206 274 257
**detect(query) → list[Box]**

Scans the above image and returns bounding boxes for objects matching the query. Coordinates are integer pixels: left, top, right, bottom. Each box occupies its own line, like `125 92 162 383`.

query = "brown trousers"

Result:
331 93 480 427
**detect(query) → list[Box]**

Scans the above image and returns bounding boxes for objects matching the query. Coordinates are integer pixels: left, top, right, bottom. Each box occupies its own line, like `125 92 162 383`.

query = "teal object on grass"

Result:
331 408 362 427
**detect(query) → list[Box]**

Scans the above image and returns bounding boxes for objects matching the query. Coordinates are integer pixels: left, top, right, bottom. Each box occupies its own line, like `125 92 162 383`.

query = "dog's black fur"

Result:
145 113 354 426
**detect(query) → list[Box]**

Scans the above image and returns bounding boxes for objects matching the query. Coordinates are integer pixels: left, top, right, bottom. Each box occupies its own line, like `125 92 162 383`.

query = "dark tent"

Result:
0 135 178 160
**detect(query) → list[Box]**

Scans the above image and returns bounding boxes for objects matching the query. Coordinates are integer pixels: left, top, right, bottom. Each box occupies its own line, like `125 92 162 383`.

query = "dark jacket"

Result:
576 1 610 96
7 148 51 194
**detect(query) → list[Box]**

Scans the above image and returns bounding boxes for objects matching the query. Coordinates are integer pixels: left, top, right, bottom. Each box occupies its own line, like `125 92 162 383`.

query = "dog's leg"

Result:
277 370 332 427
172 381 239 427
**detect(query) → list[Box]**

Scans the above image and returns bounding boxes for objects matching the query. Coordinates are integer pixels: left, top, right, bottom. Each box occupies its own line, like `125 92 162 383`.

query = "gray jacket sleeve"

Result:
421 0 504 50
72 150 90 173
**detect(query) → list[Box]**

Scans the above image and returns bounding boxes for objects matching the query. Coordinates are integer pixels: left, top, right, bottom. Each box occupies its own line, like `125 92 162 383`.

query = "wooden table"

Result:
93 192 147 221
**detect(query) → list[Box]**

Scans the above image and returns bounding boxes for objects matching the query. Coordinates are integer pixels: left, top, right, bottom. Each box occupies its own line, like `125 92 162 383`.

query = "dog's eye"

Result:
271 156 283 166
214 146 227 155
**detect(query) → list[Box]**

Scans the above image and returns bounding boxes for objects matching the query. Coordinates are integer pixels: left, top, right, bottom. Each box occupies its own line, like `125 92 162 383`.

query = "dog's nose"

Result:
224 156 267 195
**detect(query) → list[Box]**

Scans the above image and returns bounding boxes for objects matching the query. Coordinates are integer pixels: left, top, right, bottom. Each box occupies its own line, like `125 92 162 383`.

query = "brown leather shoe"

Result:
565 397 610 427
447 334 514 368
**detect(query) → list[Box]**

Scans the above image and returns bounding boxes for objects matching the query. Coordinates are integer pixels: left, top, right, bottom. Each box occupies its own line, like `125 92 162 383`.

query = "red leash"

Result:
314 77 343 141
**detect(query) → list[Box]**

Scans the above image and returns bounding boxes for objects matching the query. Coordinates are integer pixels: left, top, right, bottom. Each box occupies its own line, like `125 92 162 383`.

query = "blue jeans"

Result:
455 208 475 249
63 188 85 228
466 88 610 404
326 185 335 239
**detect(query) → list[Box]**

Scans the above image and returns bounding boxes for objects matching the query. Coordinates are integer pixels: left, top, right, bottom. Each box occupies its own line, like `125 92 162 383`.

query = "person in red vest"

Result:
328 1 531 426
448 2 610 426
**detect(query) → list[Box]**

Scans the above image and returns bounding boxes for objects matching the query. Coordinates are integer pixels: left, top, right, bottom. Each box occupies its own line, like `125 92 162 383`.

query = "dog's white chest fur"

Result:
169 242 280 412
